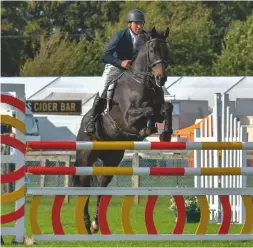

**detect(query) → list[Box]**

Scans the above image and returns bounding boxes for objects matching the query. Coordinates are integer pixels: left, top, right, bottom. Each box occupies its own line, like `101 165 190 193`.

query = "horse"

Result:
73 27 174 234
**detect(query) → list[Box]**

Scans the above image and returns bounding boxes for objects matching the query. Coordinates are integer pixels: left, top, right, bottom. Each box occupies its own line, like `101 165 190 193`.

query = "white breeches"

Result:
98 64 123 96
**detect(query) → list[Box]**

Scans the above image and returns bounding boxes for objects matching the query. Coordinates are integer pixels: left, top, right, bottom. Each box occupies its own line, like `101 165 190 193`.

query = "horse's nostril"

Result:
155 69 163 77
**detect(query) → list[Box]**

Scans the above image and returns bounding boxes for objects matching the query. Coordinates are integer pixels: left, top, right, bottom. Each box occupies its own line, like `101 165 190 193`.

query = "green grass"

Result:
2 196 253 247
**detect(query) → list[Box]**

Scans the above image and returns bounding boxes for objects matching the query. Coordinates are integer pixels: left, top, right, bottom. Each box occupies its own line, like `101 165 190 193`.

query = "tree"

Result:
1 1 28 76
2 1 120 76
203 1 253 55
213 14 253 75
20 29 105 76
164 2 216 75
23 1 120 41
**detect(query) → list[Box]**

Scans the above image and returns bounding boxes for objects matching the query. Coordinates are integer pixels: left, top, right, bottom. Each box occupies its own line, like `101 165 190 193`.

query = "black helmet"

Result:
126 9 145 23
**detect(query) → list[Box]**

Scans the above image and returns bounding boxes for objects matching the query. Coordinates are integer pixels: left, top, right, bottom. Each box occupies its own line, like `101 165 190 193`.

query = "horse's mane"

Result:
132 28 168 61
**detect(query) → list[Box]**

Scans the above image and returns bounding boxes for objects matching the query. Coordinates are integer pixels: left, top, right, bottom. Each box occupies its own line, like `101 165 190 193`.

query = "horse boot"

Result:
83 198 92 235
90 207 99 234
86 95 106 135
147 118 158 134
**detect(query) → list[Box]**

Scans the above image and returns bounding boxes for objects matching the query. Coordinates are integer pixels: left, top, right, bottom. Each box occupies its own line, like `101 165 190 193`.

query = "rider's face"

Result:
129 21 144 35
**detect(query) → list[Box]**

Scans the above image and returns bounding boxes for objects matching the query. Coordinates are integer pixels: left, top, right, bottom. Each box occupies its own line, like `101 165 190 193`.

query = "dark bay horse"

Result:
73 27 173 233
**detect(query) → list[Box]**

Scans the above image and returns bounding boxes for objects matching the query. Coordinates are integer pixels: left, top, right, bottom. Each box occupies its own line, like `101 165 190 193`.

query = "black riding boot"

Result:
86 96 106 135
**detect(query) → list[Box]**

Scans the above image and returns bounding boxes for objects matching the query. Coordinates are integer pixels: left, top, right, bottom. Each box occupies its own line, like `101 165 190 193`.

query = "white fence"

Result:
194 93 247 224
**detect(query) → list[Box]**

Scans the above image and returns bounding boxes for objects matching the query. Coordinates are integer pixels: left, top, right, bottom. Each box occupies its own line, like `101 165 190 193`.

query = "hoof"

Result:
84 221 92 235
24 236 36 245
159 131 172 142
90 220 99 234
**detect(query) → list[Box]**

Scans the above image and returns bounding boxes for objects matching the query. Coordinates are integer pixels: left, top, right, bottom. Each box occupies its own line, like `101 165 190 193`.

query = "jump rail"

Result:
26 166 253 176
26 141 253 150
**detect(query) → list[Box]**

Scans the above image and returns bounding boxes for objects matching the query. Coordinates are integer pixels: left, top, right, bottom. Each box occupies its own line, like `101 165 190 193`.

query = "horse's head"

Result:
147 27 169 87
133 27 169 87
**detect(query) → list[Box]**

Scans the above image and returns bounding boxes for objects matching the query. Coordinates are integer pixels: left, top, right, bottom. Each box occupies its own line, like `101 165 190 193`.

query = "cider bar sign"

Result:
26 100 82 115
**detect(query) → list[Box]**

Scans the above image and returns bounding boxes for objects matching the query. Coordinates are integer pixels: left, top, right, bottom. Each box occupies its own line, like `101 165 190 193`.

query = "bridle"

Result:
146 38 168 69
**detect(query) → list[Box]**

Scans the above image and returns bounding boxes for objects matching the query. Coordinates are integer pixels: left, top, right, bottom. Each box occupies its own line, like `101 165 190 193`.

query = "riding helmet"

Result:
126 9 145 23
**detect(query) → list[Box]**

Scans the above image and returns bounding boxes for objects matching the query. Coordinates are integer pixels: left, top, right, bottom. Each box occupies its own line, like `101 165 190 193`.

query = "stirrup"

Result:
86 127 96 135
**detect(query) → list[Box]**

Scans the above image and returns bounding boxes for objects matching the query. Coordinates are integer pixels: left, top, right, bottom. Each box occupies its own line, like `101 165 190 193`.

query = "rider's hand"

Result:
121 60 132 69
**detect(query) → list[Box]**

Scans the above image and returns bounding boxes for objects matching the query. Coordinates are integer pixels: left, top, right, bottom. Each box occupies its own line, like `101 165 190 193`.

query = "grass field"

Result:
2 195 253 247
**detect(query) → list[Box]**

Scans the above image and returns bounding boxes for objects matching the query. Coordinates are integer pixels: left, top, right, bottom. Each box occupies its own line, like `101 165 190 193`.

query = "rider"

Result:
86 9 146 135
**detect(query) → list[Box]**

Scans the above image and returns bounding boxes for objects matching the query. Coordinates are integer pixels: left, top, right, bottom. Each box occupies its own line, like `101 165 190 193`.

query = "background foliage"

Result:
2 1 253 76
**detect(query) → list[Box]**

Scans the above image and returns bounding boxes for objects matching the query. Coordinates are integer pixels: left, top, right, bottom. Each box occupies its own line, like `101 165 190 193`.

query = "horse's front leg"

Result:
138 117 158 138
127 106 154 127
127 105 158 138
159 101 173 141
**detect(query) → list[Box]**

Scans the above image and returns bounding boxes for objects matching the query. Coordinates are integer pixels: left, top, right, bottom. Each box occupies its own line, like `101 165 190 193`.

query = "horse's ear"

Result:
151 27 156 37
165 27 170 38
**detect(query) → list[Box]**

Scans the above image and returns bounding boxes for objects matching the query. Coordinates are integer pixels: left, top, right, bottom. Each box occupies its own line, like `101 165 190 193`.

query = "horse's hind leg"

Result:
79 176 92 234
89 175 113 233
90 150 125 233
74 149 99 234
